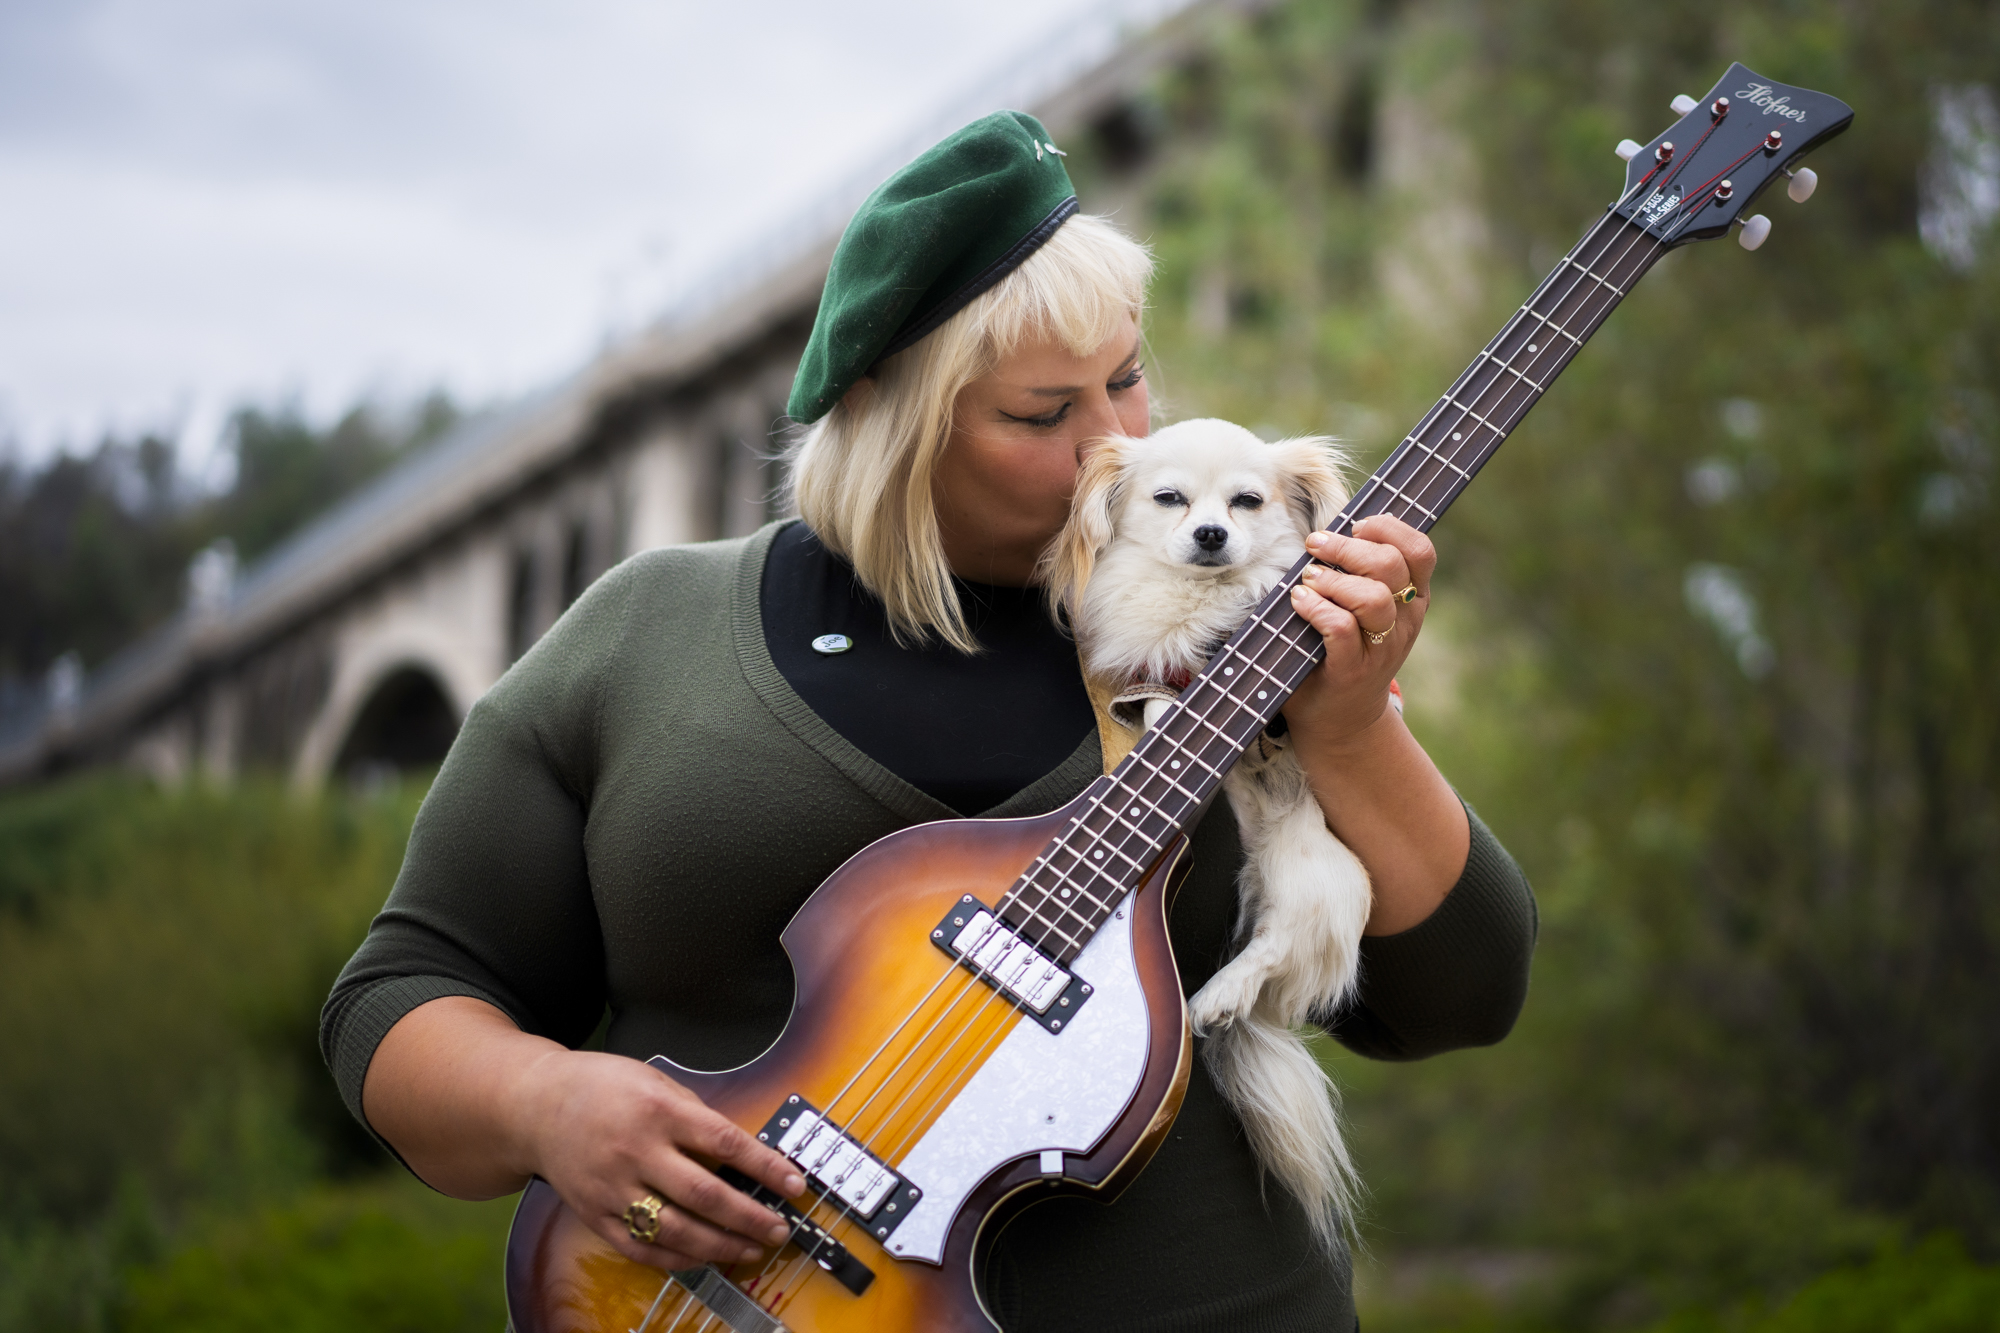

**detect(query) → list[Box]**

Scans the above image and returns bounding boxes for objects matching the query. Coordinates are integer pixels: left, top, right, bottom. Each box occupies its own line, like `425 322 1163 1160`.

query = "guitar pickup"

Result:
720 1168 874 1296
930 896 1092 1034
755 1097 922 1244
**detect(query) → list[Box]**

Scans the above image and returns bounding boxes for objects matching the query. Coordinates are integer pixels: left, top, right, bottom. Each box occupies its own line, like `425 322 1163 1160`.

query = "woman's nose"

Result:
1074 393 1130 441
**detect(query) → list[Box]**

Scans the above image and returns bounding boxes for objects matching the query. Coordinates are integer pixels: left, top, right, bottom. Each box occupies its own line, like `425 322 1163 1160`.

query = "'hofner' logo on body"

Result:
1736 83 1808 123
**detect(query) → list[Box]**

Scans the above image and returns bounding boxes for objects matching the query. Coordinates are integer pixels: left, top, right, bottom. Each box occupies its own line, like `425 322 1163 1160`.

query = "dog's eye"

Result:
1230 492 1265 510
1152 488 1186 508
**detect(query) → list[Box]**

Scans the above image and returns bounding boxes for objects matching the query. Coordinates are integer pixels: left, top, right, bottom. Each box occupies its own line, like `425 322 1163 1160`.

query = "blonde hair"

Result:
785 213 1154 653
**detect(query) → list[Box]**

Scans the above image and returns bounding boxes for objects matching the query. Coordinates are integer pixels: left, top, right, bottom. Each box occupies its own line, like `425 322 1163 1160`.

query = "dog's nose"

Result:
1193 524 1229 552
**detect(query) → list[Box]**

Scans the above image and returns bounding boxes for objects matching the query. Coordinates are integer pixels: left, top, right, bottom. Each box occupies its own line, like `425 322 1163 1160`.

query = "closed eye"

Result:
1153 488 1187 507
1230 492 1265 510
1001 402 1072 430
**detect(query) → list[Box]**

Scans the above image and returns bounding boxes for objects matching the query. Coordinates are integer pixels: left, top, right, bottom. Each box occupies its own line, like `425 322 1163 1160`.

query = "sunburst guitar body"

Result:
505 799 1194 1333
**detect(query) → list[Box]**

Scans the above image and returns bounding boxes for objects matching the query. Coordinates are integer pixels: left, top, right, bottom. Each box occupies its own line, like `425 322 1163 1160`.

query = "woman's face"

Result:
932 314 1148 585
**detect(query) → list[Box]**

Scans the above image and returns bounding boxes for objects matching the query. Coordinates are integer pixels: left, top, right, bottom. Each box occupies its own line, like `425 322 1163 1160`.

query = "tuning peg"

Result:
1737 214 1772 251
1670 94 1700 116
1785 166 1818 202
1615 138 1643 161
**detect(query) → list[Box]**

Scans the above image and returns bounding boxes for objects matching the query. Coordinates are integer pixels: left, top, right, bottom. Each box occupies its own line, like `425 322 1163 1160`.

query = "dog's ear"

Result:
1040 436 1132 625
1267 435 1352 535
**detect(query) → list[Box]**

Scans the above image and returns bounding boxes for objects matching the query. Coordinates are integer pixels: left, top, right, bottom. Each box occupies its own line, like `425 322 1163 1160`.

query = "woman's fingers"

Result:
1305 517 1436 602
591 1205 757 1273
1349 516 1438 594
648 1148 796 1248
522 1052 807 1274
659 1079 806 1202
633 1187 771 1263
1297 566 1399 641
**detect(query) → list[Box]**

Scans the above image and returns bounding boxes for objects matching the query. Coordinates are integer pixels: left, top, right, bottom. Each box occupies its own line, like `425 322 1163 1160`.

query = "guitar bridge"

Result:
719 1168 874 1296
930 896 1092 1033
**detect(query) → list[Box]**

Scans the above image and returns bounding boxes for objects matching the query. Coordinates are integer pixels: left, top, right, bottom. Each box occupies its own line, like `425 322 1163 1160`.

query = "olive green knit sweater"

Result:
322 524 1537 1333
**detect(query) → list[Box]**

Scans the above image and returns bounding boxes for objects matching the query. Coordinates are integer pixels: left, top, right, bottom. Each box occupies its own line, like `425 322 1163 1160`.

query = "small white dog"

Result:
1044 417 1372 1248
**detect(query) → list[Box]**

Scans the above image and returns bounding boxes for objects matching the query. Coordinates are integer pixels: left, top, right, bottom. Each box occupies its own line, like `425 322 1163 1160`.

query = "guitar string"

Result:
675 152 1704 1325
739 167 1684 1322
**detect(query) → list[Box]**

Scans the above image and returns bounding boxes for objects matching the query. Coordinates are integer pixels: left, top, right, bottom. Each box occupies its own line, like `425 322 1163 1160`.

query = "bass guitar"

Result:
506 62 1851 1333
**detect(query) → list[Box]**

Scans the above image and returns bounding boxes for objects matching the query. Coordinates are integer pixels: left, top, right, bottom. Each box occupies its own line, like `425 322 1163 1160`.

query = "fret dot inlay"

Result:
1224 667 1234 675
1452 431 1462 441
1528 343 1538 352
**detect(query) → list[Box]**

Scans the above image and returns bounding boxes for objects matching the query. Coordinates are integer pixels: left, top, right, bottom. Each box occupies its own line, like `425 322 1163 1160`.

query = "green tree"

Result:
1081 0 2000 1310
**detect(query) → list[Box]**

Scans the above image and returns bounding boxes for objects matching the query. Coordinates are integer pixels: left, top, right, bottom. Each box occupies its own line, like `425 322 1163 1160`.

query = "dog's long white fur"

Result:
1044 418 1371 1251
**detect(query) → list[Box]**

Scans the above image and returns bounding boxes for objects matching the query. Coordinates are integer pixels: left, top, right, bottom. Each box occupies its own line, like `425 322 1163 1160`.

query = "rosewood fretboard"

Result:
996 213 1668 963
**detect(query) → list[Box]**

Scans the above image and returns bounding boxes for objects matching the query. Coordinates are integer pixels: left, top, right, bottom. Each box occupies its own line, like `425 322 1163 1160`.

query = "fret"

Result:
1402 435 1475 484
1037 871 1114 918
1557 253 1624 297
1384 438 1474 516
1022 844 1122 903
1088 820 1168 872
1125 752 1205 807
1049 830 1145 884
1020 881 1101 931
1220 643 1291 694
1366 473 1442 525
1519 305 1583 346
1439 396 1506 439
1478 348 1548 393
1010 907 1084 957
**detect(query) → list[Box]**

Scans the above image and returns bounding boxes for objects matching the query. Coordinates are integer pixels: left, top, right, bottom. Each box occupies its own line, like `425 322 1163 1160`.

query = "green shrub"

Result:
119 1180 514 1333
0 774 419 1224
1654 1234 2000 1333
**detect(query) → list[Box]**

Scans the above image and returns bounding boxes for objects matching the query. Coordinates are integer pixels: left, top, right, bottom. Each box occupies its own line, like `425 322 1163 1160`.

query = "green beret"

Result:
787 110 1079 424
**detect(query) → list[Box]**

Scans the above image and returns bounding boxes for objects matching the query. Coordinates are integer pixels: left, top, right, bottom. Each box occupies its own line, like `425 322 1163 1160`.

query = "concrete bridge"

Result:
0 11 1208 788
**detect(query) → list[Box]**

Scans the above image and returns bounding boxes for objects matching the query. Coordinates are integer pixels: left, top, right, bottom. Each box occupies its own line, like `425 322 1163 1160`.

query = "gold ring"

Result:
1393 584 1420 604
1365 625 1392 646
623 1193 665 1245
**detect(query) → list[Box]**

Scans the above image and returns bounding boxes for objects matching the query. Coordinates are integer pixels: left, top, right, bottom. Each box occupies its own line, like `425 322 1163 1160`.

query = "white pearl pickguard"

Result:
883 891 1150 1264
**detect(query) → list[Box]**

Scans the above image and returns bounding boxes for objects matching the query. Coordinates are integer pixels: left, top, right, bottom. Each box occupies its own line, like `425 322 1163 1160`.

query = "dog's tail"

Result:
1203 1010 1360 1255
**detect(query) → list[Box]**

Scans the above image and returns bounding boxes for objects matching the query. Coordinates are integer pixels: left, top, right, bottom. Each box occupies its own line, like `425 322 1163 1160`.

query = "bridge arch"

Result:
332 664 459 782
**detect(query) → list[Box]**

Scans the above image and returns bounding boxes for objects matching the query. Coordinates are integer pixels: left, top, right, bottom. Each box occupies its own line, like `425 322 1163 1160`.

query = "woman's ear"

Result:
839 376 875 416
1040 436 1131 625
1269 435 1351 535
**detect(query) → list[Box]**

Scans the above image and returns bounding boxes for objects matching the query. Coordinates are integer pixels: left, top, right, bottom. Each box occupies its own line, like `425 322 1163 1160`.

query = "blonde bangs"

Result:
786 214 1153 653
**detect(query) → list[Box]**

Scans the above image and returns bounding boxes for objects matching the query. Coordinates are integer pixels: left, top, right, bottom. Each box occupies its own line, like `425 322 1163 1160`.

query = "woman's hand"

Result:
363 995 805 1273
1283 515 1435 750
515 1046 806 1272
1277 515 1469 935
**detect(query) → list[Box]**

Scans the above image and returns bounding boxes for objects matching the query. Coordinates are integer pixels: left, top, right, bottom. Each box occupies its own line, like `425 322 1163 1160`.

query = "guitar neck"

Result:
1003 212 1668 960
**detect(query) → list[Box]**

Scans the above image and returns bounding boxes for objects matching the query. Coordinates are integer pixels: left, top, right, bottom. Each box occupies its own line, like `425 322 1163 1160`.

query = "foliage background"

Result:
3 0 1998 1328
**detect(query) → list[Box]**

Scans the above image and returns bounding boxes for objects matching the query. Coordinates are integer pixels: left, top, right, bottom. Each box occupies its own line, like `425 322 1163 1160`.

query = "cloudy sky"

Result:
0 0 1179 475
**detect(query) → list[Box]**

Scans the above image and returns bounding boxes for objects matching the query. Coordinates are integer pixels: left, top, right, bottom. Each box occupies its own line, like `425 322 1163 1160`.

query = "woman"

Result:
323 110 1534 1331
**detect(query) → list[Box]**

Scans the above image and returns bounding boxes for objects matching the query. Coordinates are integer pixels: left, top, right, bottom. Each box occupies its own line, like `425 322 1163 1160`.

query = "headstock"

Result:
1612 63 1854 250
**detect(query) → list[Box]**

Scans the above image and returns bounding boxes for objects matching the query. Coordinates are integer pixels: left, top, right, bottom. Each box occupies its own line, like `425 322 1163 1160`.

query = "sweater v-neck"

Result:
728 522 1102 823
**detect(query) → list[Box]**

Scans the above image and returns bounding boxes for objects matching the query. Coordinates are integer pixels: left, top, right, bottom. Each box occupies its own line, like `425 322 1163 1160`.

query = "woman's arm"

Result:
1280 514 1470 935
365 995 804 1272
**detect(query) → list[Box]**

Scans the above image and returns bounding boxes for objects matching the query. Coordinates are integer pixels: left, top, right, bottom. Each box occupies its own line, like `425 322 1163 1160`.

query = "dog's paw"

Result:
1189 965 1265 1033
